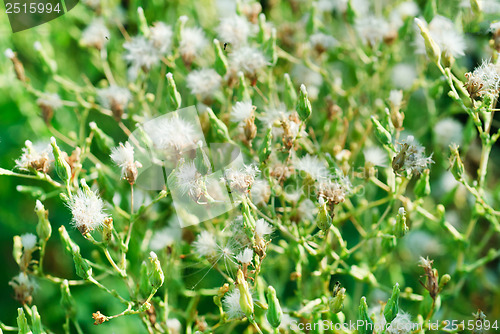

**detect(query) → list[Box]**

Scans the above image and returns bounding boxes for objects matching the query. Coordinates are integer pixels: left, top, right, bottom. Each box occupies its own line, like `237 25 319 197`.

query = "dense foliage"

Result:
1 0 500 333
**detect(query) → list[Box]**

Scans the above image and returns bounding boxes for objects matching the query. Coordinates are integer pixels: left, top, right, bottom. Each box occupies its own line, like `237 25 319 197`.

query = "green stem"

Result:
477 142 491 191
0 322 18 332
88 276 129 305
73 319 84 334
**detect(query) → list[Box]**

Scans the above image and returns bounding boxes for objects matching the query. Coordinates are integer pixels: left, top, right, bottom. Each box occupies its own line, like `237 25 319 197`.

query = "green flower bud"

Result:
259 127 273 163
414 169 431 198
439 274 451 290
59 226 84 265
449 144 465 180
166 73 182 110
214 283 230 313
384 108 396 135
394 207 408 238
283 73 297 108
13 235 23 266
236 71 251 102
79 178 93 197
358 297 374 334
257 13 267 44
137 7 150 37
34 41 57 73
371 116 392 148
236 269 254 318
174 16 188 46
148 251 164 290
241 198 256 232
264 28 277 66
73 251 92 280
138 260 150 297
213 39 228 75
17 308 30 334
35 200 51 242
384 283 400 323
329 286 346 314
206 108 233 143
101 218 113 245
297 84 312 121
266 286 283 328
60 280 77 317
89 122 115 152
31 305 43 334
306 3 318 35
195 142 211 176
316 199 332 232
423 0 437 22
50 137 72 184
382 235 397 253
470 0 481 15
414 18 441 63
346 0 357 24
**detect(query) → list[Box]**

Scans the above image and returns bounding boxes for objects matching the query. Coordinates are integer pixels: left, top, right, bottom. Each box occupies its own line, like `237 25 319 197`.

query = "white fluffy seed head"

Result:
150 224 182 251
229 46 267 77
144 115 198 155
15 141 51 173
21 233 37 250
179 27 208 62
433 118 463 146
123 36 161 79
193 230 218 258
186 68 222 99
391 63 417 89
294 154 329 180
355 16 390 46
223 164 259 194
310 33 337 51
175 160 201 196
69 189 109 233
97 85 132 111
388 90 403 110
235 248 253 264
216 15 251 48
250 179 271 205
81 19 110 50
37 93 63 110
396 136 433 174
110 142 135 167
230 100 254 123
255 219 273 239
363 146 387 167
386 312 413 334
150 22 173 54
223 289 245 319
110 142 142 181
